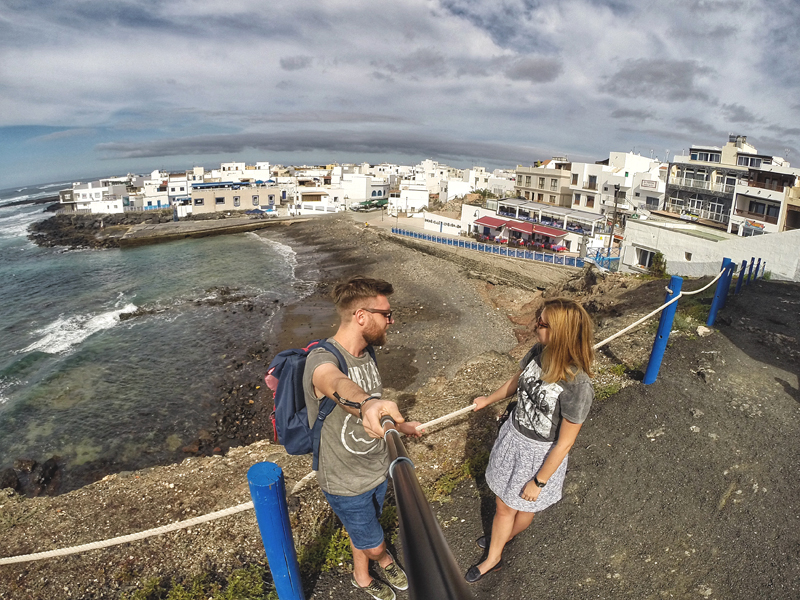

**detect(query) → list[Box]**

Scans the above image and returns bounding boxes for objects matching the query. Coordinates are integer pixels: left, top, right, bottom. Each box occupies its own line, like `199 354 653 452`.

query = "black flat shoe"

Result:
476 535 515 550
465 560 503 583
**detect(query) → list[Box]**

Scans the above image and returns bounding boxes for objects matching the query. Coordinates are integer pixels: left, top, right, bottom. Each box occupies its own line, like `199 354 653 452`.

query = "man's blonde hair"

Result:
539 297 595 383
331 276 394 315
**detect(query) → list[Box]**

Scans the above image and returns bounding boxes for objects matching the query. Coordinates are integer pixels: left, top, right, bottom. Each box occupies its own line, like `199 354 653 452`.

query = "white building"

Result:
290 188 344 216
59 178 129 214
423 211 463 235
620 219 800 281
392 182 429 213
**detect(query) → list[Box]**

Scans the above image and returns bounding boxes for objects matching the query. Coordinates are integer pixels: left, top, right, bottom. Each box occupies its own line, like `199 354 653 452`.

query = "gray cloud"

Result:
611 109 653 120
248 111 405 124
601 59 714 101
675 117 727 139
280 56 313 71
96 129 550 166
505 57 563 83
720 103 760 124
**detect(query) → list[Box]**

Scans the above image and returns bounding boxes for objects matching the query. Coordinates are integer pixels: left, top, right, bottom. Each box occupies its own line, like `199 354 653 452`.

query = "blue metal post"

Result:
754 258 761 281
746 257 755 285
734 260 747 295
247 462 305 600
644 275 683 385
707 258 732 327
719 260 735 310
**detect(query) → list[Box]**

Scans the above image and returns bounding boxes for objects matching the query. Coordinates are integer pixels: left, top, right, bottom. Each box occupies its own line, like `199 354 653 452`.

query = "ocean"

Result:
0 182 309 490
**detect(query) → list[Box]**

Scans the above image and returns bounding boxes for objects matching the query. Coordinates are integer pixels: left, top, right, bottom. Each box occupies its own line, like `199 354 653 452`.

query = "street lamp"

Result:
607 184 620 257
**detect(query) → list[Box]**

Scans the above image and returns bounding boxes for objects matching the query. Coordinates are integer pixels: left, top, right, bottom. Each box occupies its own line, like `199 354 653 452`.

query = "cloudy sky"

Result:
1 0 798 188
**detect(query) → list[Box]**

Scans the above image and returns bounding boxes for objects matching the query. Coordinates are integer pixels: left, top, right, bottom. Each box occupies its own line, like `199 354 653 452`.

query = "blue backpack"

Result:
265 340 376 470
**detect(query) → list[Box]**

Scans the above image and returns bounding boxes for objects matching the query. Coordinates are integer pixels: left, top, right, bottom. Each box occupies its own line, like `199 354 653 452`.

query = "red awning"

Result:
474 216 509 228
506 221 534 234
532 225 567 238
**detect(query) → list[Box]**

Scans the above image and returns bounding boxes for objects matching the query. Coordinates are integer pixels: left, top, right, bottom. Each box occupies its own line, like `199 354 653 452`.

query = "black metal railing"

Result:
381 416 474 600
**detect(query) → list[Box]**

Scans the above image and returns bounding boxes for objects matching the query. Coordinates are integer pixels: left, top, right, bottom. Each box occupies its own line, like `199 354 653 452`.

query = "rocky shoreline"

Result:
3 212 799 599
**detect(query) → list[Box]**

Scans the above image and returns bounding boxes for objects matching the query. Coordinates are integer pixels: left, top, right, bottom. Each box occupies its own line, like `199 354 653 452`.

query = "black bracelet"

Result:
333 393 380 420
358 396 380 420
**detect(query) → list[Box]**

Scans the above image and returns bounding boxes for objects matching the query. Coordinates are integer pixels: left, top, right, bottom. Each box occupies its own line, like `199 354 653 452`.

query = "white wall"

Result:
621 220 800 281
423 212 463 235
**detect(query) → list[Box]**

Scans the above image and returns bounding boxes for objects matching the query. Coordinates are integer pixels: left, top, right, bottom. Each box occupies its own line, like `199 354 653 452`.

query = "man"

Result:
303 275 421 600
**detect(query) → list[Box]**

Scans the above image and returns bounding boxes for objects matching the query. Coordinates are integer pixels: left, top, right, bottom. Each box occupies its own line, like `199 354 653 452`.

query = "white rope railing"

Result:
0 268 737 566
0 501 254 566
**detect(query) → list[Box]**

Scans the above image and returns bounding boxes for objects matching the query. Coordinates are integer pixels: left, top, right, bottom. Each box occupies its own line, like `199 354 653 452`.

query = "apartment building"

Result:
190 182 281 215
663 135 798 235
514 159 573 206
570 152 666 217
59 178 129 214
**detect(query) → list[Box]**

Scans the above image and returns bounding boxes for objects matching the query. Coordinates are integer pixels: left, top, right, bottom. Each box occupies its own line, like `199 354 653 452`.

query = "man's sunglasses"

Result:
356 308 394 321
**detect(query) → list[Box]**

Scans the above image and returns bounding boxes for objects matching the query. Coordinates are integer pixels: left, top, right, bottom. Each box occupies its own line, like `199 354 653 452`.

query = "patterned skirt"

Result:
485 418 568 512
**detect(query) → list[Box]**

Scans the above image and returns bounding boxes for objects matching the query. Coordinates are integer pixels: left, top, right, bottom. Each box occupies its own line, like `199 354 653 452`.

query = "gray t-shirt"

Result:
512 344 594 443
302 338 389 496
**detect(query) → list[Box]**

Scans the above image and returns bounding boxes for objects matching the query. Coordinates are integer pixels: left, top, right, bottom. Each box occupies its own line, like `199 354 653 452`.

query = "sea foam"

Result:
19 303 139 355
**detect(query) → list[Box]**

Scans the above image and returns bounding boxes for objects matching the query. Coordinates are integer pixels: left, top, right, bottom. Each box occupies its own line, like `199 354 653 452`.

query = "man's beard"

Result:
364 319 387 347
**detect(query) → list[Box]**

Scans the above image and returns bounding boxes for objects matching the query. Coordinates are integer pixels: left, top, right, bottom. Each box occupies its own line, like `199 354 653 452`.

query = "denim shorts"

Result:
323 479 388 550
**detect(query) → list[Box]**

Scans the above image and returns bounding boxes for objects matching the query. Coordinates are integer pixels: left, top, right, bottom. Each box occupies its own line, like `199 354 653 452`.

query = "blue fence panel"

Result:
576 259 584 268
471 242 477 250
492 246 500 254
566 257 575 267
544 254 554 263
525 251 533 260
535 252 544 261
448 238 454 246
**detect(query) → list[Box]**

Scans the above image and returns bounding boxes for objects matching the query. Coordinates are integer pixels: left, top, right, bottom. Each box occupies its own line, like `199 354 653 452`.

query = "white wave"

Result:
0 210 49 238
19 303 139 355
247 232 315 299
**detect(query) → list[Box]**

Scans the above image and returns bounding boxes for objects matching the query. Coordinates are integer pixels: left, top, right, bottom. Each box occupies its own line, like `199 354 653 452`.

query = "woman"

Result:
465 297 595 583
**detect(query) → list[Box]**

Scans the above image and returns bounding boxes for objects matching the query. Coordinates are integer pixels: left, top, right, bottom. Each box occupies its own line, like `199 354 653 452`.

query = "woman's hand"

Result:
519 480 542 502
397 421 424 437
472 396 493 411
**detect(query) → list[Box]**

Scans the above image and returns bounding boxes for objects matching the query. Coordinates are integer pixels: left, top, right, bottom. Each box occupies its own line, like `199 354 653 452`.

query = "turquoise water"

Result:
0 183 306 487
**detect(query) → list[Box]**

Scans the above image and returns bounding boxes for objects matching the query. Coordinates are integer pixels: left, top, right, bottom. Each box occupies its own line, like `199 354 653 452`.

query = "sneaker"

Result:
352 577 396 600
376 553 409 591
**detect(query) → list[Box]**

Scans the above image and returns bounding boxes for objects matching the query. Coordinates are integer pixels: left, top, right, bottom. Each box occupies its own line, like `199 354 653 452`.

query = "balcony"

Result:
584 181 598 191
669 177 735 194
749 180 785 193
734 208 778 225
666 198 730 225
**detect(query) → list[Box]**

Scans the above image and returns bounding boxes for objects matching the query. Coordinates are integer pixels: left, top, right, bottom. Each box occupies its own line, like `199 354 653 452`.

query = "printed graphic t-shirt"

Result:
302 338 389 496
512 344 594 443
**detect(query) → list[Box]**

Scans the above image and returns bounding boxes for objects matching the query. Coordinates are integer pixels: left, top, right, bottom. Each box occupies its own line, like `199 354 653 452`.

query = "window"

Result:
372 191 377 197
586 195 595 208
572 173 579 185
516 175 523 185
525 176 532 187
588 175 597 190
268 194 275 204
147 200 153 207
194 198 204 205
233 196 240 207
216 197 225 205
748 200 765 215
550 178 558 191
252 195 259 206
635 192 640 197
636 248 655 269
645 196 659 209
738 156 762 168
549 195 556 203
538 177 545 188
685 252 692 261
691 151 721 163
537 193 544 201
573 193 581 206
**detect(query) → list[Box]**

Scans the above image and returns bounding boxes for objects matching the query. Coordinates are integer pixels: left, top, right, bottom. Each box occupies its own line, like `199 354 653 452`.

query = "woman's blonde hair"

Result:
539 297 595 383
